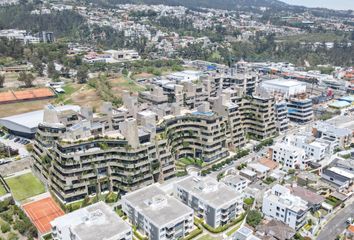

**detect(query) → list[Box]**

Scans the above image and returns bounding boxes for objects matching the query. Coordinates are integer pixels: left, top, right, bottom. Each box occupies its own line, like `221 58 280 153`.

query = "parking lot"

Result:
0 131 31 158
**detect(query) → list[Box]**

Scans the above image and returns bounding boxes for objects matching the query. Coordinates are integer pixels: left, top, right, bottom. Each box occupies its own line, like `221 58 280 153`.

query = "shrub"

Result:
243 198 254 206
183 223 202 240
7 232 18 240
0 198 12 212
0 212 13 223
202 213 245 233
1 223 10 233
246 210 262 227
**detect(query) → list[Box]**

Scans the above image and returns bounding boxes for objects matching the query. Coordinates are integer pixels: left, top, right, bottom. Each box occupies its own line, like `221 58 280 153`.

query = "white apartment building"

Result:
174 176 243 228
222 175 249 193
288 135 327 161
51 202 132 240
313 121 352 148
269 143 307 170
122 184 194 240
262 184 309 230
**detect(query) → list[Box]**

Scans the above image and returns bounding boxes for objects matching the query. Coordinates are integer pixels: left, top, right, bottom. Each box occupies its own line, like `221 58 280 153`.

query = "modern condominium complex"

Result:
174 176 243 228
122 184 194 240
32 104 175 203
241 92 277 139
262 184 309 230
31 69 281 203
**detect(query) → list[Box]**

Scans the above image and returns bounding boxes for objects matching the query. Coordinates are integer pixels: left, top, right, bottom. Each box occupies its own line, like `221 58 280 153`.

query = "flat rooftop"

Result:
123 184 193 227
262 79 305 87
0 105 80 129
52 202 130 240
175 176 240 209
223 174 248 185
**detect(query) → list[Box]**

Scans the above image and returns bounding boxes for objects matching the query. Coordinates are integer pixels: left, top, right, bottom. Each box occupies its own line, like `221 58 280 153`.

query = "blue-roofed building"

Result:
328 100 351 109
338 95 354 104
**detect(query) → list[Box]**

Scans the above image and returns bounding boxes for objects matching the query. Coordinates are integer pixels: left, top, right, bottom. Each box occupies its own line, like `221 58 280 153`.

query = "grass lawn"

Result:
178 157 205 167
0 184 7 196
198 235 218 240
5 173 45 201
325 196 341 207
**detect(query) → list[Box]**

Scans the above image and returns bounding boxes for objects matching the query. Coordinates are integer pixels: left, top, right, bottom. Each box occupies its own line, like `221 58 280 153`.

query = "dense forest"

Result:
0 4 150 52
0 5 87 39
178 34 354 67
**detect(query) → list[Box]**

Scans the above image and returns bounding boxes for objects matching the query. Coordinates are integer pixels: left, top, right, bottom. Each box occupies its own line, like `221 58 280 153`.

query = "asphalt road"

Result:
317 197 354 240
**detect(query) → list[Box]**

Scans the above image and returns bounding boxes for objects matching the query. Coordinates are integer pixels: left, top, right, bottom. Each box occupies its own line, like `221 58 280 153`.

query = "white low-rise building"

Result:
260 79 306 98
286 135 327 161
262 184 309 230
222 175 249 193
313 121 352 148
122 184 194 240
269 143 307 170
51 202 132 240
105 49 140 61
174 176 243 228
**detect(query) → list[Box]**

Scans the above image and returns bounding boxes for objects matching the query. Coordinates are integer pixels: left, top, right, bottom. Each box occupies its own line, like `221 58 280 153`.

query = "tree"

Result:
47 61 57 78
18 72 35 88
31 57 44 76
77 66 88 84
0 74 5 88
246 210 262 227
0 223 10 233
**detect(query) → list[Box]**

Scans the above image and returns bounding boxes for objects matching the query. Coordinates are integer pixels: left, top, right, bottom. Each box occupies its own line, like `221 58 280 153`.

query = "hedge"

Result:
202 213 245 233
182 223 203 240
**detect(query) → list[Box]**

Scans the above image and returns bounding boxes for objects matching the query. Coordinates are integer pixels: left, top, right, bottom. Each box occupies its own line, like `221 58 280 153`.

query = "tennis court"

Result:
22 197 65 234
0 88 55 104
0 91 16 103
32 88 55 98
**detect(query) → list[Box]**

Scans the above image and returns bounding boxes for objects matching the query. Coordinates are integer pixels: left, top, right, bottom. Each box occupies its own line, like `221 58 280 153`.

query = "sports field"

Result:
23 197 65 234
5 172 45 201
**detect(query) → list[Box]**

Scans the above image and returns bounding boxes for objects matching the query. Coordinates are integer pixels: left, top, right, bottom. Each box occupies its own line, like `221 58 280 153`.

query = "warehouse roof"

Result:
0 105 80 133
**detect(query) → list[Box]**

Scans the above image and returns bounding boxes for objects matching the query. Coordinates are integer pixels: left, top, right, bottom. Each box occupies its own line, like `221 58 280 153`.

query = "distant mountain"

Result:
91 0 289 10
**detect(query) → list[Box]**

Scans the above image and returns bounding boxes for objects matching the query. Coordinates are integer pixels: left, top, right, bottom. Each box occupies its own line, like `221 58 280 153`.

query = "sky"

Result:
280 0 354 10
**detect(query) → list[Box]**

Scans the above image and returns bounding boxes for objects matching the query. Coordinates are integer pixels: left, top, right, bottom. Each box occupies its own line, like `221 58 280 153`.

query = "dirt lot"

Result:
0 99 53 118
68 84 103 110
1 72 49 89
132 72 155 80
110 76 145 93
0 75 145 117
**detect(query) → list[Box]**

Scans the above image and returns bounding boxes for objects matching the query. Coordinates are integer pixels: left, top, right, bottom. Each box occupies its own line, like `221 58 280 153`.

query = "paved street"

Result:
317 197 354 240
